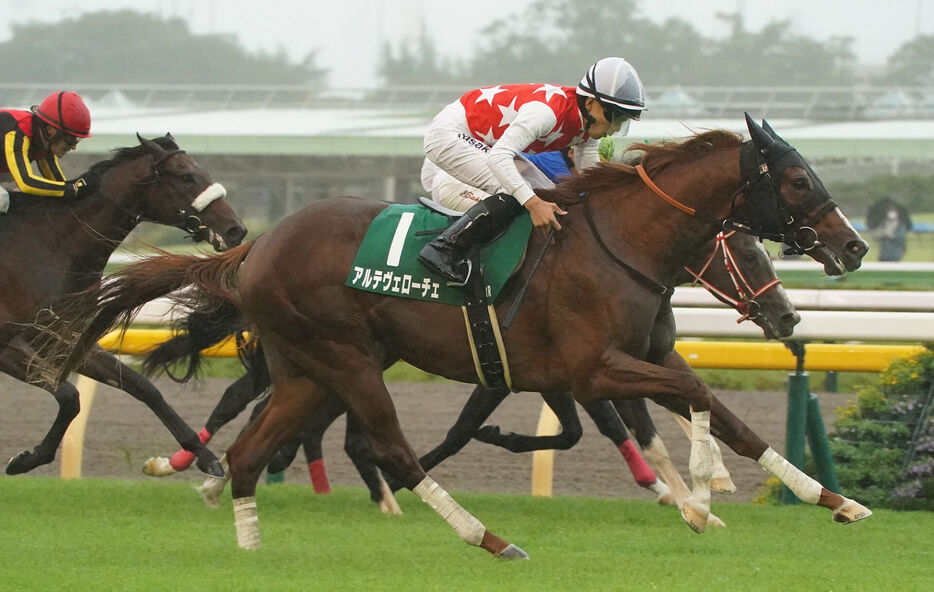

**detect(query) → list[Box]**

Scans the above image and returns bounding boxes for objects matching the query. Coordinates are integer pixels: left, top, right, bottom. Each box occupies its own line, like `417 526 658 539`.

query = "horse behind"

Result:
1 134 245 476
33 118 870 558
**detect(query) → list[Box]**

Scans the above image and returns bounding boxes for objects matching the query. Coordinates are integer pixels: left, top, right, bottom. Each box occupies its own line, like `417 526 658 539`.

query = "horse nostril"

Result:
847 240 868 257
784 311 801 327
226 225 247 246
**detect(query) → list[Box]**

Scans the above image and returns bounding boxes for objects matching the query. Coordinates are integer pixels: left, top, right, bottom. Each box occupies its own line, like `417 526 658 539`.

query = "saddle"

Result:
346 198 531 390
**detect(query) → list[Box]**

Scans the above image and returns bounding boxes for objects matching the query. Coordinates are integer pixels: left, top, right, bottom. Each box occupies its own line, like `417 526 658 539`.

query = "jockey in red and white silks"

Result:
417 57 646 285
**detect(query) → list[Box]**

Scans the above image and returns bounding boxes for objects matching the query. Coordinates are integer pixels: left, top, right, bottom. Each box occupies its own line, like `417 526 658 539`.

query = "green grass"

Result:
0 478 930 591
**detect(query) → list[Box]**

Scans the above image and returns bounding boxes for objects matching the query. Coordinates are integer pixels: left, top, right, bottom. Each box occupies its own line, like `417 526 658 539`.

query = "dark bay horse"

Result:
144 228 795 525
32 117 870 558
1 134 245 476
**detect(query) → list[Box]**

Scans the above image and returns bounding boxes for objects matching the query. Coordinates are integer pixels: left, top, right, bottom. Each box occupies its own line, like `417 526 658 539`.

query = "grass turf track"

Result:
0 477 931 591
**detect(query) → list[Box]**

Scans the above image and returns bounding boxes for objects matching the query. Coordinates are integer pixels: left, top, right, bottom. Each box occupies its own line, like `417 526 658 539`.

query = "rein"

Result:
582 196 673 296
683 231 782 323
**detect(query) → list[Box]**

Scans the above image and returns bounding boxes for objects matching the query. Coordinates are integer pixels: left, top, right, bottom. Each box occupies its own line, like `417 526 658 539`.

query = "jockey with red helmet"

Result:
418 57 646 285
0 91 98 208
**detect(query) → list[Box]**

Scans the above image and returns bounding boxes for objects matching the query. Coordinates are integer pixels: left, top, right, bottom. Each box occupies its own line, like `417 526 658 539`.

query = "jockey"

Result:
418 57 646 284
0 91 98 210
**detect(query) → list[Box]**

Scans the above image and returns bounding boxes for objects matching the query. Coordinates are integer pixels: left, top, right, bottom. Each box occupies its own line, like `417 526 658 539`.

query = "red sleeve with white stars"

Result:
459 84 589 203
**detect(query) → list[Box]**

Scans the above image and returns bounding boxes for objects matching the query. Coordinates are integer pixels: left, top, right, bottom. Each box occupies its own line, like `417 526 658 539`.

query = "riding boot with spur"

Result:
418 193 523 285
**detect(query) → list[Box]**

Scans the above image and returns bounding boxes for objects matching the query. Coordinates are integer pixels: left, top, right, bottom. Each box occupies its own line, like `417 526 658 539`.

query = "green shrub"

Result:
755 349 934 510
828 350 934 510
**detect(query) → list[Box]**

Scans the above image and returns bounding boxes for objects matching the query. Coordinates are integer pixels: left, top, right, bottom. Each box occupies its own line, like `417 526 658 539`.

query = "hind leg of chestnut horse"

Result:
654 350 871 527
329 370 526 558
341 413 402 514
229 340 526 557
384 384 512 492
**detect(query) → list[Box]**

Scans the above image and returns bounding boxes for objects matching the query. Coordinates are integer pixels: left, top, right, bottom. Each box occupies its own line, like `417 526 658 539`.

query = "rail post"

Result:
782 341 809 504
805 393 841 493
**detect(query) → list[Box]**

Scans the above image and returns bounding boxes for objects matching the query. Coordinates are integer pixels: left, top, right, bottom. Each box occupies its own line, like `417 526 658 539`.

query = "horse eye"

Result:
181 173 196 184
792 177 809 190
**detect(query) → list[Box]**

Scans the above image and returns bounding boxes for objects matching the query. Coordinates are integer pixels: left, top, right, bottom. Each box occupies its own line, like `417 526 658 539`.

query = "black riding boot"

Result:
418 193 523 285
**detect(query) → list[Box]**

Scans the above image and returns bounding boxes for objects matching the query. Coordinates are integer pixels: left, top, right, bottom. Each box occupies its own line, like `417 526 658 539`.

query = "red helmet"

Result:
33 91 92 138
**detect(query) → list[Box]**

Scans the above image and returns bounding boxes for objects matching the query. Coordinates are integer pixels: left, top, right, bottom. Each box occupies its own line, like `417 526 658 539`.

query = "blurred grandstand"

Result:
3 82 933 226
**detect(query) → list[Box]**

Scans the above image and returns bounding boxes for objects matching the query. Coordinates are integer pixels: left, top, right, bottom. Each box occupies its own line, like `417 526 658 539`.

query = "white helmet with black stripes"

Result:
578 57 646 121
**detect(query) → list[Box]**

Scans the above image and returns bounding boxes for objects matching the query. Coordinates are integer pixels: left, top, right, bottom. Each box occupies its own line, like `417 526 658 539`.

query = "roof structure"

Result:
80 104 934 160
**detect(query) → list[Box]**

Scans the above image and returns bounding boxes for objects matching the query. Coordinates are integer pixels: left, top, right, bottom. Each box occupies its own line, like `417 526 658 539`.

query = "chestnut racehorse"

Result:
31 116 870 558
143 228 796 525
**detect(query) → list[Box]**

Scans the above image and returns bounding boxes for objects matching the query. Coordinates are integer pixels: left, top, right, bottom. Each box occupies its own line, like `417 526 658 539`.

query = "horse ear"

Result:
745 112 775 154
164 132 179 150
761 119 788 145
137 133 167 159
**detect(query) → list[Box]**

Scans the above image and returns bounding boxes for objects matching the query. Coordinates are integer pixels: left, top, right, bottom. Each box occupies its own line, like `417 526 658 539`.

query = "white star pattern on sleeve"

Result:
540 125 565 147
474 85 507 105
497 97 519 128
534 84 567 102
477 127 498 146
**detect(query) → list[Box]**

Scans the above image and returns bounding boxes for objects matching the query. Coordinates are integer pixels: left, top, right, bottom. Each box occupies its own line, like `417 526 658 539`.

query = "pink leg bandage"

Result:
308 458 331 494
169 427 212 471
618 440 657 487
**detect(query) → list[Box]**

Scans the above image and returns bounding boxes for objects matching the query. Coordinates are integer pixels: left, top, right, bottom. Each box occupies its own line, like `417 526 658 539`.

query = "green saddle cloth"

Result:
345 203 532 306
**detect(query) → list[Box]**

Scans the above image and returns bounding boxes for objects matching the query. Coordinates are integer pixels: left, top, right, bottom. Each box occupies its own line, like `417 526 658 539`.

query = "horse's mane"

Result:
86 136 180 177
539 129 744 207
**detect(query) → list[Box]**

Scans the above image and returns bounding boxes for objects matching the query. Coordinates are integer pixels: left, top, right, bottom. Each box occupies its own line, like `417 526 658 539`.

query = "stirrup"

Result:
445 259 472 287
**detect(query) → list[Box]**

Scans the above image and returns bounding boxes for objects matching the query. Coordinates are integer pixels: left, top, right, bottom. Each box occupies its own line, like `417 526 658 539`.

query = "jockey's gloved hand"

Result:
64 171 100 199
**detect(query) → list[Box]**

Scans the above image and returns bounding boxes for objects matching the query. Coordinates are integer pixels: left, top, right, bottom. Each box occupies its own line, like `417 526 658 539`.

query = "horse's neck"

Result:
594 154 741 285
25 189 140 289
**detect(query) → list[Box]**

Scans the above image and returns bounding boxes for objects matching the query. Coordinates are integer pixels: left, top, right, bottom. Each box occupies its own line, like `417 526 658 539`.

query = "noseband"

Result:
683 231 782 323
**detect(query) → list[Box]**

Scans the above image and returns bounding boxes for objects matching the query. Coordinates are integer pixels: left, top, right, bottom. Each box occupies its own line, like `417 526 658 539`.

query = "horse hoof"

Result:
495 544 529 560
650 480 675 505
707 512 726 528
710 476 736 494
377 480 403 515
142 456 177 477
6 450 38 475
681 501 709 534
833 498 872 524
198 458 226 479
196 477 227 509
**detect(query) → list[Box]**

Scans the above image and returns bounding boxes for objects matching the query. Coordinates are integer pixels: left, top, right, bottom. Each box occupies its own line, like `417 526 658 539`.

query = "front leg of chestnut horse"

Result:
584 350 717 533
658 350 872 526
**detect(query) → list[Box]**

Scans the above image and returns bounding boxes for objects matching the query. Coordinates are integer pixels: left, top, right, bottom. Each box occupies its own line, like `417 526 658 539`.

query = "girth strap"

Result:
460 258 512 390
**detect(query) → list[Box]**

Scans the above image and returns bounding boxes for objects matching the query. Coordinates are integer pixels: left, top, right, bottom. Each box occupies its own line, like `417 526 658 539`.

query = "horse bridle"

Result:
130 149 226 239
722 142 838 255
582 143 833 296
683 231 782 323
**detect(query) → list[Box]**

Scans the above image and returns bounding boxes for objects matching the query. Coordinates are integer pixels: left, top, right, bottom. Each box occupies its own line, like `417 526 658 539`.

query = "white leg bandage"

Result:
413 476 485 546
233 496 261 549
688 410 713 505
757 447 822 504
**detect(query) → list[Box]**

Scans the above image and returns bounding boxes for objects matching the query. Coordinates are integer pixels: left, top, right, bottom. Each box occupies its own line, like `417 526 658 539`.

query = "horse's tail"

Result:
141 303 246 382
29 241 254 388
